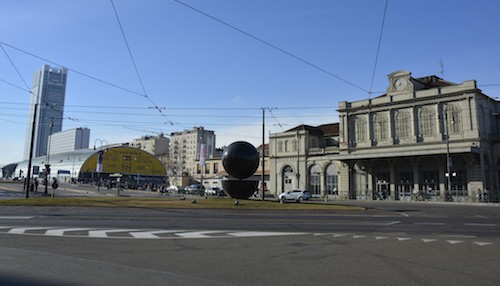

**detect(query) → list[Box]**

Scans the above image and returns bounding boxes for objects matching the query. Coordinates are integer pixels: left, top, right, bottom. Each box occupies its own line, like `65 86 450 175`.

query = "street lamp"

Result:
44 117 54 194
443 105 452 201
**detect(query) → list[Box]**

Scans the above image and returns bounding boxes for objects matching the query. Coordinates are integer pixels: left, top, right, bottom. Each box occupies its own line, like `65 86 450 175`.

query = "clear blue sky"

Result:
1 0 499 165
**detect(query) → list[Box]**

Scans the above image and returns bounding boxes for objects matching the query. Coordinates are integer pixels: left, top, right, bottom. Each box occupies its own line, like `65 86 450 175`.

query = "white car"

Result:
205 187 226 196
279 190 312 202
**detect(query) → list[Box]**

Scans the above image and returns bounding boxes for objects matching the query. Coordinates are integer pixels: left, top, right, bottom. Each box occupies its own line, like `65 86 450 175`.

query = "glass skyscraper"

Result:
24 65 68 160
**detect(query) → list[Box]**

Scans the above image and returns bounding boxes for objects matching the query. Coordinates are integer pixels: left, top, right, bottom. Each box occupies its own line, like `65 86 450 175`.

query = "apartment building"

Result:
169 127 215 186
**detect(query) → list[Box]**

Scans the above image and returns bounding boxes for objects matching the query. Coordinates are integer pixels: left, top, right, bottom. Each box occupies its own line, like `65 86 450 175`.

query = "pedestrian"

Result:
51 178 59 190
34 178 39 192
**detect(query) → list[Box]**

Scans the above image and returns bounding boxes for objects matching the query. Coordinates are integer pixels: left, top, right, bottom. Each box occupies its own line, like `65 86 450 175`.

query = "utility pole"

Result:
444 105 452 201
261 108 265 200
44 117 54 194
25 103 38 198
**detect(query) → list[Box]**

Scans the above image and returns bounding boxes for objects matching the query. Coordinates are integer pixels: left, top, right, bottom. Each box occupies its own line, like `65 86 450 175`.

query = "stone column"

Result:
389 166 396 200
438 163 446 202
412 161 420 200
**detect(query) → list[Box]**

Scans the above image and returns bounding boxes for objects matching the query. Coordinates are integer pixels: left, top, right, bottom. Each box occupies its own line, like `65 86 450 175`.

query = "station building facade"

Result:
269 71 500 203
269 123 343 199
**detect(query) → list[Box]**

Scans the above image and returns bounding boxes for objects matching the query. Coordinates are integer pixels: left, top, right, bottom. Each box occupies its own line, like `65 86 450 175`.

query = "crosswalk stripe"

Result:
473 242 492 246
88 229 138 238
176 231 228 238
228 231 305 237
8 227 57 234
45 228 94 236
446 240 463 244
129 230 181 238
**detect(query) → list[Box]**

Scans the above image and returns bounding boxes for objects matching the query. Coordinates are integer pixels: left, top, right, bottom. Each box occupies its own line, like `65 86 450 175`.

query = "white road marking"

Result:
129 230 180 238
446 240 464 244
45 228 93 236
174 231 227 238
332 233 351 238
88 229 138 238
385 221 400 226
439 234 477 239
464 223 497 227
414 222 446 226
0 216 34 220
228 231 306 238
8 227 57 234
0 227 496 247
473 242 492 246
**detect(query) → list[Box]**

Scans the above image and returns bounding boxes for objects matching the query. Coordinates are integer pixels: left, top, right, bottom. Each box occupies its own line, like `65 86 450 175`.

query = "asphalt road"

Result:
0 183 499 285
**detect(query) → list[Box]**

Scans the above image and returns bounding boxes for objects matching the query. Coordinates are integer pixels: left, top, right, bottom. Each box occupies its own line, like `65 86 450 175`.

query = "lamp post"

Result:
94 138 108 192
44 117 54 194
261 108 265 200
443 105 452 201
25 103 38 198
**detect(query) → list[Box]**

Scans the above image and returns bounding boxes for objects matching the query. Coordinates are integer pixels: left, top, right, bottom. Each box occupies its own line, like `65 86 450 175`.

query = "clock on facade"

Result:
394 78 407 91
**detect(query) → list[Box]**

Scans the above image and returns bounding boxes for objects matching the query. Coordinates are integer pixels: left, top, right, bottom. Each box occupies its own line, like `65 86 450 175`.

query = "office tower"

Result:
24 65 68 160
48 128 90 156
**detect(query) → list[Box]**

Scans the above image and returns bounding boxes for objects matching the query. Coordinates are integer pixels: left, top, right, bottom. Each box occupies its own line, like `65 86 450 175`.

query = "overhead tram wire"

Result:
173 0 370 94
0 41 146 98
368 0 389 98
1 42 37 199
1 44 31 91
110 0 174 125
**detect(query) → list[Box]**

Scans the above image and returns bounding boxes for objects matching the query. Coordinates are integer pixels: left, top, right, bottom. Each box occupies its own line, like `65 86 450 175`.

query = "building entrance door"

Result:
397 172 413 201
420 171 440 201
375 180 389 200
374 172 390 200
282 165 294 193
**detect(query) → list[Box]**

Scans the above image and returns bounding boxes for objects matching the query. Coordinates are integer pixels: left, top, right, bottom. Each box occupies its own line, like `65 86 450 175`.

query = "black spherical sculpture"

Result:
222 141 259 179
222 141 260 199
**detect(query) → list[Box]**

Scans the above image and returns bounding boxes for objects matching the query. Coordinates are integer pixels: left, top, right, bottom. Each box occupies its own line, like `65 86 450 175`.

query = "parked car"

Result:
186 184 204 195
279 189 311 203
205 187 219 196
205 187 226 196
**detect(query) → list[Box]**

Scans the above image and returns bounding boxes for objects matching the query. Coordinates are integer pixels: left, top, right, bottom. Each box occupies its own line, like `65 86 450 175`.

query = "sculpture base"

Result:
222 180 258 199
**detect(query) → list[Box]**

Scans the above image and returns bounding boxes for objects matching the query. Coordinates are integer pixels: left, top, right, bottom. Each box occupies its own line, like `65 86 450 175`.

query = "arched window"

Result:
446 104 462 134
419 107 435 137
292 139 297 152
284 140 289 152
277 141 283 152
325 164 339 195
282 165 294 192
354 116 366 142
396 110 411 139
308 164 321 196
373 114 388 142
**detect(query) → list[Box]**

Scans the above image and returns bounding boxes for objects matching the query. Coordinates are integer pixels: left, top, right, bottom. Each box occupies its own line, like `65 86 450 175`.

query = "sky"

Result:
1 0 499 165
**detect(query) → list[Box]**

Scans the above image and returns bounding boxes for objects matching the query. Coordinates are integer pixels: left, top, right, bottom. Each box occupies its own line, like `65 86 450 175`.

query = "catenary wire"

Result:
1 44 31 91
173 0 370 94
110 0 174 125
368 0 389 97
